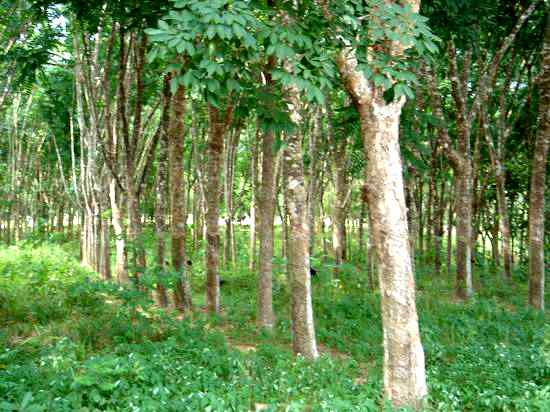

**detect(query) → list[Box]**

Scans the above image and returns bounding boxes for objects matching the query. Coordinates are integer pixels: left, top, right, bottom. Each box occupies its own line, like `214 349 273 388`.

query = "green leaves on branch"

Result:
334 0 440 100
145 0 334 107
146 0 438 106
367 0 437 50
145 0 265 99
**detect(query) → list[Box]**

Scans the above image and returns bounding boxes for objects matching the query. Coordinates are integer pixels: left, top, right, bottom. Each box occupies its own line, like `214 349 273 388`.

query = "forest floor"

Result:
0 240 548 411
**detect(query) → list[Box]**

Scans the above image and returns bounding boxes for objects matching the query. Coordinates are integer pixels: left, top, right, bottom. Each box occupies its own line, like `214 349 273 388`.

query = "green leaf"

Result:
309 86 325 104
206 79 220 92
373 74 386 88
99 382 117 392
425 39 438 53
74 375 95 387
226 79 240 91
0 401 16 411
232 23 246 39
206 26 216 39
170 77 180 94
182 71 196 87
146 48 159 63
20 392 33 409
395 83 414 100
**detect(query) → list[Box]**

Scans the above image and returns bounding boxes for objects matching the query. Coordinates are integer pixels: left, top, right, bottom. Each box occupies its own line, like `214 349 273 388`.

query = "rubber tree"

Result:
326 0 434 407
529 11 550 312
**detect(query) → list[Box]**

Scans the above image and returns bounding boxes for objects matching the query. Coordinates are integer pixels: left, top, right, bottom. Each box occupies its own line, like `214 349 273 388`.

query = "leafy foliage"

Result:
1 243 548 411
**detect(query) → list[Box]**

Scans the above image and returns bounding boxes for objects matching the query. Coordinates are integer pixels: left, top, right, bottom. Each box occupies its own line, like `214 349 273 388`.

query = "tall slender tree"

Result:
528 11 550 312
332 0 431 407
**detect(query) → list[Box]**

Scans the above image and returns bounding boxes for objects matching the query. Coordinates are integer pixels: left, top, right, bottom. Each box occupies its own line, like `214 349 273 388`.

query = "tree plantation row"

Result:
0 0 549 410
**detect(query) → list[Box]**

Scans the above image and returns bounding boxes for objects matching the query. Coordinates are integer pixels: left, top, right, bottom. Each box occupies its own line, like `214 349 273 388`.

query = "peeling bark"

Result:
337 43 427 408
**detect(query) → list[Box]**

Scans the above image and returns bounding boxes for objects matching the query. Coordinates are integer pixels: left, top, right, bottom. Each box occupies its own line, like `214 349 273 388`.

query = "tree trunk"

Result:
338 44 427 409
427 67 473 299
528 13 550 311
192 182 201 251
257 125 277 330
99 176 112 281
329 103 348 276
495 172 512 278
455 163 474 299
285 90 318 360
362 99 426 408
416 178 424 259
56 204 64 233
100 215 111 281
126 181 145 283
406 174 418 273
110 180 128 283
426 164 436 261
117 34 146 286
154 75 171 308
224 126 240 269
205 105 232 315
192 107 205 252
249 128 259 271
433 178 446 277
359 184 368 257
307 109 321 255
278 157 289 261
169 83 192 313
490 218 500 265
67 208 74 240
366 207 376 291
319 181 329 261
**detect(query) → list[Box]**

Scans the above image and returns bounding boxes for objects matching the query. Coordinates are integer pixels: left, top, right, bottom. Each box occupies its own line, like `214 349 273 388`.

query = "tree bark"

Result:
454 162 474 299
224 126 241 269
154 75 171 308
328 102 349 276
285 88 318 360
169 83 192 313
257 125 277 330
110 180 128 283
205 105 232 314
416 177 424 259
99 175 112 281
406 171 418 273
366 102 427 408
528 13 550 311
446 195 454 276
338 41 427 409
249 127 259 271
307 109 321 255
359 184 368 257
433 178 446 277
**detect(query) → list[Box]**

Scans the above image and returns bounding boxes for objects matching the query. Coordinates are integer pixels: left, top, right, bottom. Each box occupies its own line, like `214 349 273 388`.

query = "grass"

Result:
0 239 548 411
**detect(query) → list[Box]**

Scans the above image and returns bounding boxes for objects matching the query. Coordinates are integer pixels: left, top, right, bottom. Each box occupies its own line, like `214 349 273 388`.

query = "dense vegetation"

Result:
1 0 549 410
1 241 548 411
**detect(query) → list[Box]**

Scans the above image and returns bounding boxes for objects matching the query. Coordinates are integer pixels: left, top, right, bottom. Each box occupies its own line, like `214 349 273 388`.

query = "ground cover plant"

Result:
0 243 548 411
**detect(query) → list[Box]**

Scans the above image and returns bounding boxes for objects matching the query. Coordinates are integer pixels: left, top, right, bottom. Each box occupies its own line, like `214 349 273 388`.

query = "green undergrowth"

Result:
1 242 549 411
